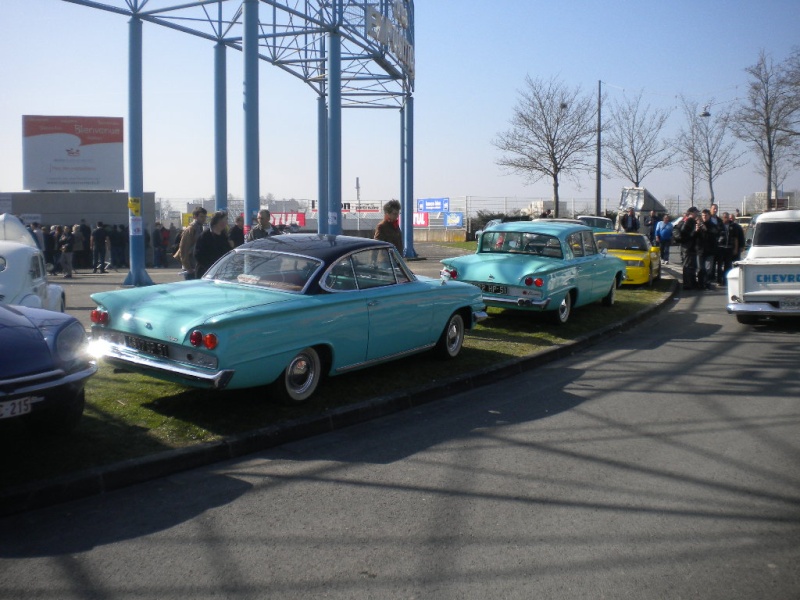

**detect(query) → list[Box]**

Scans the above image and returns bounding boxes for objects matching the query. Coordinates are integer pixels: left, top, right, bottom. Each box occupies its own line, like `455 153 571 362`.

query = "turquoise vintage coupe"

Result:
90 235 487 403
441 221 626 324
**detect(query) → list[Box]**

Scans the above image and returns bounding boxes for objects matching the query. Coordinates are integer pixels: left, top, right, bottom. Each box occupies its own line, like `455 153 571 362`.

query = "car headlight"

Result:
56 321 90 366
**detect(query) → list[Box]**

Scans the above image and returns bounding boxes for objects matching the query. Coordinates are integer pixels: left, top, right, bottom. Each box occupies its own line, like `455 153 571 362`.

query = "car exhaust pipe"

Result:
517 298 532 307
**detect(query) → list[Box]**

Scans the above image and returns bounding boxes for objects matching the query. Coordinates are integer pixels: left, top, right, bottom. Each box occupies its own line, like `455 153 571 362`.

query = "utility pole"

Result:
595 80 602 216
356 177 360 231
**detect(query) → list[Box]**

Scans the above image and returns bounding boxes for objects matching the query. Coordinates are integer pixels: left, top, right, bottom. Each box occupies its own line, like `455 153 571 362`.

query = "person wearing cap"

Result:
677 207 700 289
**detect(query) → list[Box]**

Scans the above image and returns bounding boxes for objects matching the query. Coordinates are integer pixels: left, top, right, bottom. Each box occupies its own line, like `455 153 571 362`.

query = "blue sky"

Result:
1 0 798 215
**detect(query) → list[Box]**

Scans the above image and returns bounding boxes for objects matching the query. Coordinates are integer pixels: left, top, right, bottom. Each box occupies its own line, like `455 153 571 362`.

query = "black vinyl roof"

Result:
239 234 393 264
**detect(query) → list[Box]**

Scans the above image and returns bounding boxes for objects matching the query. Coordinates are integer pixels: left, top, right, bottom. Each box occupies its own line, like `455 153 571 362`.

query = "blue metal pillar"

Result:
214 41 228 213
402 96 417 258
243 0 260 234
123 15 153 286
317 95 328 234
326 3 343 236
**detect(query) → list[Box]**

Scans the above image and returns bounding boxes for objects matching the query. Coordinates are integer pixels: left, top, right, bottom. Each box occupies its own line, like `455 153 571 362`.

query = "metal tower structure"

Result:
60 0 417 284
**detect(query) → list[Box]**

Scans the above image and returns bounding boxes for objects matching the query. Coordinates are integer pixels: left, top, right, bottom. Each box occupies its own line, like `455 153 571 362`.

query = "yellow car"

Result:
594 232 661 286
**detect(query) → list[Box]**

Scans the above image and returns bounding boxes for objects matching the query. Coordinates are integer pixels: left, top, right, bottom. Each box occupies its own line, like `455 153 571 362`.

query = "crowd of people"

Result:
614 205 746 291
23 201 744 291
670 204 746 291
24 219 139 279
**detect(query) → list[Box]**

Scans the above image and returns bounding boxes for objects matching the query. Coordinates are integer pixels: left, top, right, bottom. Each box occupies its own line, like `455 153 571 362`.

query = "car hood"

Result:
91 280 302 340
443 253 560 284
0 305 54 377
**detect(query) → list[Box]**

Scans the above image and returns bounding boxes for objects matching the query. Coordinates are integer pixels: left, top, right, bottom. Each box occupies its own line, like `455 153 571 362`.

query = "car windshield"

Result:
480 231 563 259
579 217 613 230
204 249 322 292
596 235 649 251
753 222 800 246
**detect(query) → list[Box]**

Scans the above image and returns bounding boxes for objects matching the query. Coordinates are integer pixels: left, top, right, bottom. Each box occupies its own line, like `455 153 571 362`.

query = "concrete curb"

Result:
0 279 678 516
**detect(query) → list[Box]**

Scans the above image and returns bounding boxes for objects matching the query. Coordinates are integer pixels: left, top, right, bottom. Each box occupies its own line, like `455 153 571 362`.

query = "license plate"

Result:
779 297 800 310
0 397 34 420
124 335 169 357
479 283 508 295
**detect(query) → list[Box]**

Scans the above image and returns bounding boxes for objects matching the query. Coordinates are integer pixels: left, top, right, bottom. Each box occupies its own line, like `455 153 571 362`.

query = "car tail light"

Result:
190 330 204 346
442 268 458 279
533 278 544 287
91 309 109 325
190 330 218 349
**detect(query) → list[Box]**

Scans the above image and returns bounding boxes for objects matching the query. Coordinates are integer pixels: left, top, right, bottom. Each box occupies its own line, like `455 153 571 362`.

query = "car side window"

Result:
582 232 597 256
31 254 45 280
326 258 358 291
352 248 397 289
389 249 413 283
568 233 584 257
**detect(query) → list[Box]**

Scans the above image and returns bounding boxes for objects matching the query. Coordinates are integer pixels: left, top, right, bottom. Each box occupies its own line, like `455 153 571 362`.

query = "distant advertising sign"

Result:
22 115 124 191
443 212 463 227
417 197 449 212
412 212 429 227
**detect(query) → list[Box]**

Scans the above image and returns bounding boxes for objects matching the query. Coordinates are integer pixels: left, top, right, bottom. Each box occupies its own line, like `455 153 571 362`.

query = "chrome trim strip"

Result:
334 343 435 374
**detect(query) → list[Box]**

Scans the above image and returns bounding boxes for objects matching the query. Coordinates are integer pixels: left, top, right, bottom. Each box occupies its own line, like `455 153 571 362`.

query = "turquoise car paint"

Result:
442 221 626 323
90 235 487 398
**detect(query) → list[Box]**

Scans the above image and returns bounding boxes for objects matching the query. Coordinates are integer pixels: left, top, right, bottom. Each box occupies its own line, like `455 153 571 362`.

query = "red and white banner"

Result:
412 212 429 227
22 115 124 191
271 212 306 227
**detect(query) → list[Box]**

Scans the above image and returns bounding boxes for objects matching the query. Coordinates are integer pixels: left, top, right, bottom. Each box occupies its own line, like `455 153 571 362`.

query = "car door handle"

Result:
367 300 379 307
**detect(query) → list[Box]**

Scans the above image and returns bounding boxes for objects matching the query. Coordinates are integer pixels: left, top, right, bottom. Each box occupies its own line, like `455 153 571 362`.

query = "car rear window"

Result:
480 231 563 258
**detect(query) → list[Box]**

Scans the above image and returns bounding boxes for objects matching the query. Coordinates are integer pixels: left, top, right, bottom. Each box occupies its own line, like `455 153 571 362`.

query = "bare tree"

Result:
676 97 745 204
732 50 799 202
782 47 800 168
674 98 703 204
603 90 674 187
494 75 597 217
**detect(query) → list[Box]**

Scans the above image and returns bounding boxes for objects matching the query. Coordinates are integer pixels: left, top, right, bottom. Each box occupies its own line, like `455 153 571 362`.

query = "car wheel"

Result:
551 292 572 324
655 262 662 281
602 279 616 306
27 389 85 435
736 315 758 325
434 312 465 359
273 347 322 403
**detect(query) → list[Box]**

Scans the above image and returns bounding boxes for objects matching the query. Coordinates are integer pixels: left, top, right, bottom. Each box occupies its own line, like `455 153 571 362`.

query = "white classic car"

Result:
0 214 65 311
726 210 800 324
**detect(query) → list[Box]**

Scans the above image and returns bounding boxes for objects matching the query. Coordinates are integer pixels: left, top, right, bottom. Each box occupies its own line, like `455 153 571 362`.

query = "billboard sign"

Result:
22 115 124 191
417 197 449 212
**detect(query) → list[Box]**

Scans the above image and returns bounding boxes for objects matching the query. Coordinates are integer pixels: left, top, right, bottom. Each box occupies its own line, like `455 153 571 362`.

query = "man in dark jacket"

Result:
620 208 640 233
695 208 719 290
676 207 699 290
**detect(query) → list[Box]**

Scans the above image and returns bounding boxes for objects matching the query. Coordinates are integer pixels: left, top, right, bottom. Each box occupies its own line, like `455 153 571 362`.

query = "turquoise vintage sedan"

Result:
90 235 487 403
441 221 626 324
